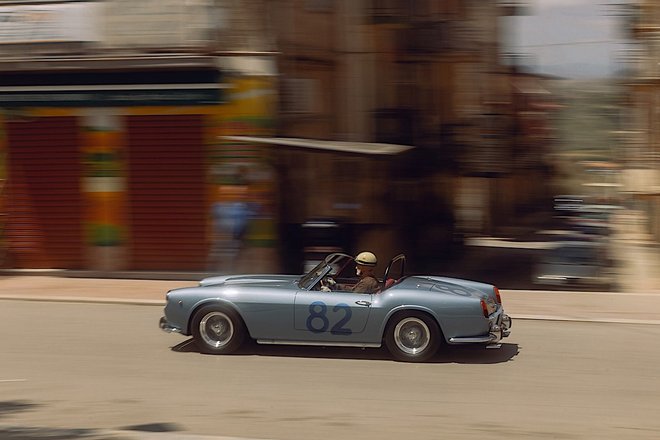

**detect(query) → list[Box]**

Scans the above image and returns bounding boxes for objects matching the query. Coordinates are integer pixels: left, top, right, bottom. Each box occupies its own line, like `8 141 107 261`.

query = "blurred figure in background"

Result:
208 184 254 273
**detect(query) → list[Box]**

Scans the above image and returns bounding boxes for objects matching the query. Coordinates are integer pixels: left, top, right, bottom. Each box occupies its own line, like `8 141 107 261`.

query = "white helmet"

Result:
355 251 377 267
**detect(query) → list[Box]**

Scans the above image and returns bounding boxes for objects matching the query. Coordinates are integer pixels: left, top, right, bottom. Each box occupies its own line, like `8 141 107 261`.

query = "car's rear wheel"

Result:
191 305 245 354
385 312 441 362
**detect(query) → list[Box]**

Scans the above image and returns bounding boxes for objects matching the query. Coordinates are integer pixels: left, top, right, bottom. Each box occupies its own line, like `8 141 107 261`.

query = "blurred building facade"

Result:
270 0 551 270
0 0 279 272
622 0 660 241
0 0 553 273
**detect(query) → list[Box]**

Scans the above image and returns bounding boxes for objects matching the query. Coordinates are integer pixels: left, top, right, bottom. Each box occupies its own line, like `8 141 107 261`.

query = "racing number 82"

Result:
306 301 352 335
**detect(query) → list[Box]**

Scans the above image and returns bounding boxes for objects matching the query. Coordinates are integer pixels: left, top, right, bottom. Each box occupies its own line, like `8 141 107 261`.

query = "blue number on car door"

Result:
294 291 372 339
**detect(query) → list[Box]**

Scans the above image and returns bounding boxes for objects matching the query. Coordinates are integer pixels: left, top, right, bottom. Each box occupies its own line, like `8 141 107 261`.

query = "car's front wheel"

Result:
191 305 245 354
385 312 441 362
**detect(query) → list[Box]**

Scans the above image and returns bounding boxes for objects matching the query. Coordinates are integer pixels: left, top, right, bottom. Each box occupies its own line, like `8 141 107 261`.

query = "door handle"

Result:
355 300 371 306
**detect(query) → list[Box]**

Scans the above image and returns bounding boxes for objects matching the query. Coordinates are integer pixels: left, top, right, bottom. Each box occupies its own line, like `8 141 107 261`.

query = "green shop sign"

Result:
0 88 223 107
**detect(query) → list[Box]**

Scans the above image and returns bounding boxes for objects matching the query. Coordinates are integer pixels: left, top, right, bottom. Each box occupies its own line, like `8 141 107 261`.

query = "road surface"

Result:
1 300 659 439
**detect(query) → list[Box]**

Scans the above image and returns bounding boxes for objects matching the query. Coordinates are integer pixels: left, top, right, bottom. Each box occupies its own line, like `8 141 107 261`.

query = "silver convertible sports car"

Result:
159 253 511 362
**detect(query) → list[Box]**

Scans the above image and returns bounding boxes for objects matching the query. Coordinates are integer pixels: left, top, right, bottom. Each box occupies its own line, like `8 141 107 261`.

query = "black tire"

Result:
191 305 246 355
385 312 441 362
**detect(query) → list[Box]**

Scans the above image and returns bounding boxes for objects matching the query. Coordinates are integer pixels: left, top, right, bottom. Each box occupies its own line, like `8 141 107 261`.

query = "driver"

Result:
338 251 380 294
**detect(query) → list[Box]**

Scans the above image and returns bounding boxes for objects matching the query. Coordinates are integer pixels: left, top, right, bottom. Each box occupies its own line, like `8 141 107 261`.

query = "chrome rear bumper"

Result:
448 313 512 346
501 314 512 338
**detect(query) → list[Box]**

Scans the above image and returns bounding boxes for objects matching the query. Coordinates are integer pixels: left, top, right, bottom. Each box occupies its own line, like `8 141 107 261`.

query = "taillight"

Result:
494 287 502 305
480 299 489 318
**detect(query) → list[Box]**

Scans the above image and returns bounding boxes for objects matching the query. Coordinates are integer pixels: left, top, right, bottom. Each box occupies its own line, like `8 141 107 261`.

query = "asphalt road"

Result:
1 301 660 440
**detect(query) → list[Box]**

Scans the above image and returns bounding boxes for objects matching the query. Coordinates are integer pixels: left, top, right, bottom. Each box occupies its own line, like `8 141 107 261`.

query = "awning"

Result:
0 57 226 107
0 84 224 107
0 54 218 73
221 136 414 156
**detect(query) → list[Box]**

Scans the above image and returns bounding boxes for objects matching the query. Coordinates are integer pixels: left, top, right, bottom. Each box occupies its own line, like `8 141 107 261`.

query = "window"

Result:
281 78 320 114
306 0 333 13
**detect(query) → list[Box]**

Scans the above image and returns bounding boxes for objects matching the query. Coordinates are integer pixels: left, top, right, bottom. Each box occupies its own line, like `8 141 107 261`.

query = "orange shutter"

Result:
126 115 207 271
5 117 84 269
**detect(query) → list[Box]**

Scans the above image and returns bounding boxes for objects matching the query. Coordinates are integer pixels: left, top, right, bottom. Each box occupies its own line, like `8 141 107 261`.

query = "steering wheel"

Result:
321 276 336 291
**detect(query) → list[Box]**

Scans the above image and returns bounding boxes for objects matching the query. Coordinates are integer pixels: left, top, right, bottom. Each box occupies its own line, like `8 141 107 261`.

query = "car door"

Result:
293 290 373 342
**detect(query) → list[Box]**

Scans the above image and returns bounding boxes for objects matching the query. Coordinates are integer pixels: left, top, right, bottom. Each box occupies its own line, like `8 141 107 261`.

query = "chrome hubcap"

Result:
394 317 430 355
200 311 234 348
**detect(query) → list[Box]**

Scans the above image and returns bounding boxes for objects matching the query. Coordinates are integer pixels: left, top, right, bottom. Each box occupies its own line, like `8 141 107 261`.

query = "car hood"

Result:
198 274 301 288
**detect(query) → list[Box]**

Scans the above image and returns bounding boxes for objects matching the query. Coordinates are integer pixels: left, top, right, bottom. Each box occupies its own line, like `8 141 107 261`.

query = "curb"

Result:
0 295 163 306
510 314 660 325
0 269 212 281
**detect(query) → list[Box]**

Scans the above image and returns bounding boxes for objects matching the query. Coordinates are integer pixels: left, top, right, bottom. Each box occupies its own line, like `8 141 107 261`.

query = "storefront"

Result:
0 55 279 272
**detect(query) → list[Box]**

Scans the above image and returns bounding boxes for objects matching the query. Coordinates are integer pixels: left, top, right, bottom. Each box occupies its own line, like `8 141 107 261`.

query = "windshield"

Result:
299 263 329 289
298 253 354 289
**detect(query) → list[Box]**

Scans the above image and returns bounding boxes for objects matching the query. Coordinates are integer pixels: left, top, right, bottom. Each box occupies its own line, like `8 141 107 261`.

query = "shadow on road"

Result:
121 422 182 433
435 343 520 364
170 338 519 364
0 401 38 420
0 401 181 439
0 424 183 440
0 401 103 440
0 427 103 440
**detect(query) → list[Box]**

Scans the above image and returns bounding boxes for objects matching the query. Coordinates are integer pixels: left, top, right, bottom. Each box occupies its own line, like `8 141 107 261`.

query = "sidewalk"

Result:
610 209 660 293
1 274 659 325
1 209 660 325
